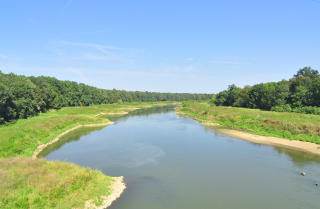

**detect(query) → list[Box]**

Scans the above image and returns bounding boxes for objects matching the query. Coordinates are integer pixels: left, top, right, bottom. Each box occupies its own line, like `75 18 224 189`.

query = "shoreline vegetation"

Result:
175 101 320 156
32 122 115 159
0 101 174 208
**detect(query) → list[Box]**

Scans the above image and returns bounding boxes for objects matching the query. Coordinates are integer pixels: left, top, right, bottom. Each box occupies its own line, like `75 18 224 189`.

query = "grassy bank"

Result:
0 101 173 208
0 157 113 208
176 101 320 144
0 101 174 158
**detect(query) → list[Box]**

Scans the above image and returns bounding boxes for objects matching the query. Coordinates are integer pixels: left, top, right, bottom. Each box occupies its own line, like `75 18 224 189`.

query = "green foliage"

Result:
271 104 292 112
213 67 320 115
176 101 320 144
208 94 216 106
293 66 319 80
182 102 190 107
0 71 211 124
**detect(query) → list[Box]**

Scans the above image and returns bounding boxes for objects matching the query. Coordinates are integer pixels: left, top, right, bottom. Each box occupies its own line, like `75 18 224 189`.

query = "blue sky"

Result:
1 0 319 93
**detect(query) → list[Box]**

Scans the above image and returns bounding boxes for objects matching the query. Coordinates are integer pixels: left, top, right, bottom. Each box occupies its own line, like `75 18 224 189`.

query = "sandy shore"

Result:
94 112 128 117
32 122 114 158
216 129 320 156
175 111 320 156
32 122 126 208
85 176 126 209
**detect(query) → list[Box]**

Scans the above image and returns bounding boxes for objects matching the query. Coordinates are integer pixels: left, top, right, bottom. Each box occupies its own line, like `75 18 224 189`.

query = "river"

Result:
39 105 320 209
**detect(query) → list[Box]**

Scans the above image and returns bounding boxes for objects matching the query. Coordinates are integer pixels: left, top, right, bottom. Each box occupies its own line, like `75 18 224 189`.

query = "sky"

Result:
0 0 320 93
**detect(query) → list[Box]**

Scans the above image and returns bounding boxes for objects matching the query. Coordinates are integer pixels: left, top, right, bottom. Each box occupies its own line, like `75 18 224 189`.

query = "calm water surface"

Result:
40 105 320 209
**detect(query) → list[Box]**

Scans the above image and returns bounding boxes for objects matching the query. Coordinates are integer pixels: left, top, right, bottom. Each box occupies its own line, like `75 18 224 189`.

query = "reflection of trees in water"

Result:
39 105 177 158
205 126 320 167
273 146 320 167
38 126 105 158
106 105 177 123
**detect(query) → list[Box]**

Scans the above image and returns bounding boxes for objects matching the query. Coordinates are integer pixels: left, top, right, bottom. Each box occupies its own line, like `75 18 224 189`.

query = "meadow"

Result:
0 101 174 208
176 101 320 144
0 157 113 208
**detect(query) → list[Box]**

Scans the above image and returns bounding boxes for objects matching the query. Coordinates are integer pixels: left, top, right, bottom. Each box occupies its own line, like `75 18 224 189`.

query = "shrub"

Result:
182 102 190 107
271 104 292 112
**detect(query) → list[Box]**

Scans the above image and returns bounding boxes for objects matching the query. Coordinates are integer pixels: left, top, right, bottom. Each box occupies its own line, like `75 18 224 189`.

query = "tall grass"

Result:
176 102 320 144
0 157 113 208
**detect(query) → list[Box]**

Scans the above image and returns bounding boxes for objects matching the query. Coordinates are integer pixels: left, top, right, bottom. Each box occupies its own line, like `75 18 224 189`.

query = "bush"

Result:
271 104 292 112
182 102 190 107
292 106 320 115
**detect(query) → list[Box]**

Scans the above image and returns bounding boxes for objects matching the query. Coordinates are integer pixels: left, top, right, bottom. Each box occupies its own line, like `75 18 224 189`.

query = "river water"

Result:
39 105 320 209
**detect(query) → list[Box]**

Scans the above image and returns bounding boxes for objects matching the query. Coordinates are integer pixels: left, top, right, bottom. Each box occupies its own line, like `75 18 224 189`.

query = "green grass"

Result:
0 101 175 209
0 156 113 208
0 101 175 158
176 101 320 144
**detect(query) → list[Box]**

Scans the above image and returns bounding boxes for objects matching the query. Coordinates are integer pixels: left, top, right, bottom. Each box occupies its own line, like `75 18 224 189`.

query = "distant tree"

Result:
293 66 319 79
214 90 229 106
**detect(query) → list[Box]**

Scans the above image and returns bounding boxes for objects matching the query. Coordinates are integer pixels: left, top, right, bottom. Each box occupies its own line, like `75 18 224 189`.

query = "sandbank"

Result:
94 112 129 117
175 111 320 156
216 129 320 156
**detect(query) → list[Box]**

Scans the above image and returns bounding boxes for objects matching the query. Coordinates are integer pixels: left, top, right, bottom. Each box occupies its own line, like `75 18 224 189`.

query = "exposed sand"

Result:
32 122 126 208
32 122 114 158
94 112 129 117
200 122 222 126
84 176 126 209
175 111 320 156
216 129 320 156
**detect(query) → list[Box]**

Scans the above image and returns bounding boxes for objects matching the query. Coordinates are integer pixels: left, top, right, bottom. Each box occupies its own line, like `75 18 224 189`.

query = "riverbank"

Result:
0 156 119 208
32 122 115 158
85 176 126 209
216 129 320 156
0 102 174 208
175 101 320 156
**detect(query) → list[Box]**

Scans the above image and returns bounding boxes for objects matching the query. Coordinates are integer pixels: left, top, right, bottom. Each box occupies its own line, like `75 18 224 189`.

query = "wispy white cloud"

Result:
152 65 195 74
210 61 252 65
53 41 125 58
0 55 8 59
185 58 194 61
58 0 73 16
78 54 115 61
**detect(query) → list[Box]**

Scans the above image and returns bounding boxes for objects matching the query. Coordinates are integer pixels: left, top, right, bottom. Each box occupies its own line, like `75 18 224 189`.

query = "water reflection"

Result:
204 125 320 166
41 104 320 209
274 146 320 166
38 126 105 158
107 105 177 123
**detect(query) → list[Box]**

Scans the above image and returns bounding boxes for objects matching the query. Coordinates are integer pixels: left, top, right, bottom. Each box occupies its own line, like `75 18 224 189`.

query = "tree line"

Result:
211 66 320 114
0 71 211 124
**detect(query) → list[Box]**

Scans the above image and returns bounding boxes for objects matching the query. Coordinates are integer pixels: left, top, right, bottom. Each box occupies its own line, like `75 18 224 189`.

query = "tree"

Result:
293 66 319 80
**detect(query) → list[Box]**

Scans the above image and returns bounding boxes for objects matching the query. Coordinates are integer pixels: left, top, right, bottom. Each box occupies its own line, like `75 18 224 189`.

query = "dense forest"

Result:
212 67 320 114
0 71 211 124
